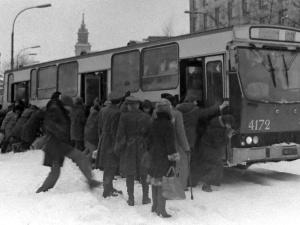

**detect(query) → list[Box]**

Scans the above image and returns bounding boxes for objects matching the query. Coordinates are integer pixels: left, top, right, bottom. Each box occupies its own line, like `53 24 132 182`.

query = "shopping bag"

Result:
162 166 186 200
141 151 151 169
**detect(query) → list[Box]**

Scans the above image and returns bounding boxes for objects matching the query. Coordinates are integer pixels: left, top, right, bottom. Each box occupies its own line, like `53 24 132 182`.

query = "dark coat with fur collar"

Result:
148 112 176 178
43 100 72 166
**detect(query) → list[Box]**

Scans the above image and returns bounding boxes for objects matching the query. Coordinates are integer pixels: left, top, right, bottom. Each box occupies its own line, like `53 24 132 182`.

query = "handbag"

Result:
162 166 186 200
141 151 151 169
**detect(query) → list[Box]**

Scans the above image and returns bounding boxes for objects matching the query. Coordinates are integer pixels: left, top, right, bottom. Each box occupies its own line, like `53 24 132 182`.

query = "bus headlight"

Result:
246 136 252 145
253 136 259 144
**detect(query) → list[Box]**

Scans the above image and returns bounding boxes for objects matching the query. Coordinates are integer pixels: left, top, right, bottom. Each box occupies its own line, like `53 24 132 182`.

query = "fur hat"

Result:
183 95 198 103
221 115 235 126
50 91 62 100
125 96 141 104
61 95 74 107
74 97 84 106
155 98 172 113
109 91 123 101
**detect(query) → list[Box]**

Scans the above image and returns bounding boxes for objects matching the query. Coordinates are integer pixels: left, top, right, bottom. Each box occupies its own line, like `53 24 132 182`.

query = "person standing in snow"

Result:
114 96 151 206
201 115 235 192
70 97 87 151
16 107 45 152
36 95 101 193
148 98 180 218
176 95 229 186
1 105 23 153
159 93 191 190
83 98 100 164
96 91 124 198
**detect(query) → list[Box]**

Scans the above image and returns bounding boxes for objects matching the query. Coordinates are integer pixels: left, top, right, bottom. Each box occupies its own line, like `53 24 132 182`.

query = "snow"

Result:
1 150 300 225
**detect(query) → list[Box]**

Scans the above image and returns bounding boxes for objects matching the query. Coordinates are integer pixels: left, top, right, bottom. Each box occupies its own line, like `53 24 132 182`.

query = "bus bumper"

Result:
230 144 300 166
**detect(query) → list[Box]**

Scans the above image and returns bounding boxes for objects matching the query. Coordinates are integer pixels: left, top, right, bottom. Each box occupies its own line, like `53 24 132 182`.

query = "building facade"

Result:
188 0 300 33
75 14 91 56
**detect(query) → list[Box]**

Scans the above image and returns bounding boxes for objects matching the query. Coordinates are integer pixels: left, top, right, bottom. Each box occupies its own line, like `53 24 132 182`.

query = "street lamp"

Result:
16 46 40 68
17 53 37 68
11 4 51 70
184 10 226 30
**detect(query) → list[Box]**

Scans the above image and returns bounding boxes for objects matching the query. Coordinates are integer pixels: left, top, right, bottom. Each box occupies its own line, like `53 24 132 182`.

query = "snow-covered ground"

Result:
1 150 300 225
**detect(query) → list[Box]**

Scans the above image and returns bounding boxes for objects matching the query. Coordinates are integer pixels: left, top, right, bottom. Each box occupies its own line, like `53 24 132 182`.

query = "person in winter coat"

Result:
148 98 180 218
176 95 229 186
1 105 23 153
96 91 123 198
70 97 87 151
141 99 154 116
17 109 45 152
84 98 100 163
11 105 37 143
114 96 151 206
201 115 235 192
159 94 191 190
46 92 61 110
36 95 101 193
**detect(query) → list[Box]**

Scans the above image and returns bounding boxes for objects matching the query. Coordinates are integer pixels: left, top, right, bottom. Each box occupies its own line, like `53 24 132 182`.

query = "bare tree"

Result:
2 54 36 71
161 17 174 37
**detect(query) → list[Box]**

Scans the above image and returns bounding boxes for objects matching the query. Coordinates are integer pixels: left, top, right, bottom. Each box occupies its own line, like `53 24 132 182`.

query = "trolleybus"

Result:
4 24 300 167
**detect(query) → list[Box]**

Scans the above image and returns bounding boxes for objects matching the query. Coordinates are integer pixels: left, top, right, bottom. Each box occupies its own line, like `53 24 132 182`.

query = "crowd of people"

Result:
0 91 235 218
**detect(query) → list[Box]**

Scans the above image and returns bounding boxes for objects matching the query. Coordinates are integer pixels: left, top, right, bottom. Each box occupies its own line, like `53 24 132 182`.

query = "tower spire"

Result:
75 13 91 56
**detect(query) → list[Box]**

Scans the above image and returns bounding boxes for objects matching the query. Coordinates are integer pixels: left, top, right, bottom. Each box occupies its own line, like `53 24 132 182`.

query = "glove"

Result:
124 91 131 98
168 152 180 161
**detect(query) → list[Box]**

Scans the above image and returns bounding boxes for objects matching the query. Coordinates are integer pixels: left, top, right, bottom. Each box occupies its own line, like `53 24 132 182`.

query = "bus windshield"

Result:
238 47 300 103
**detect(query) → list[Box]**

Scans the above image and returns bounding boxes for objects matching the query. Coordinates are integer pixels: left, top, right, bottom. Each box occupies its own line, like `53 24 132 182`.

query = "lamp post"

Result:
16 45 40 68
184 10 225 32
11 4 51 70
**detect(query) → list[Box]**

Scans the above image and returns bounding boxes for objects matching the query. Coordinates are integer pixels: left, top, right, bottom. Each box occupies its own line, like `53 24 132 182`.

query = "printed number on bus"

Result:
248 120 271 131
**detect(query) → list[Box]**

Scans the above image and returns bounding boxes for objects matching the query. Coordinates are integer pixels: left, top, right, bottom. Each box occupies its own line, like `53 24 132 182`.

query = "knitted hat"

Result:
61 95 74 107
155 98 172 113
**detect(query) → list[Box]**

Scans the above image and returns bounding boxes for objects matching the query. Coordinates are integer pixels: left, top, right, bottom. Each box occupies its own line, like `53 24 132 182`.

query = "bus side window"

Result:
206 61 223 107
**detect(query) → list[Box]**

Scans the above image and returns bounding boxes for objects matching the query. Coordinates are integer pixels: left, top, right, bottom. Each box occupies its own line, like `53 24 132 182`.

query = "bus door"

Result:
179 58 204 103
13 81 29 106
82 71 108 108
205 55 230 162
204 55 224 107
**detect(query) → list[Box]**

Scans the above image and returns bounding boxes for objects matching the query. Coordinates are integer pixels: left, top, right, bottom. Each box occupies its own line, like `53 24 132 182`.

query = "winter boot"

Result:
202 183 212 192
126 176 135 206
36 163 61 193
141 176 151 205
156 186 171 218
151 185 158 213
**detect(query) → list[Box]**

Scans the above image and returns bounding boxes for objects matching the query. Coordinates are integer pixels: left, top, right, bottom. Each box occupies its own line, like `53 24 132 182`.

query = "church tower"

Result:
75 14 91 56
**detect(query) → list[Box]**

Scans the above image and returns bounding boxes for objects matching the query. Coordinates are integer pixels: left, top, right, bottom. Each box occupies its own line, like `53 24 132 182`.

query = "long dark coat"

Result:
176 103 219 148
21 110 44 145
43 100 72 167
114 108 151 177
201 116 229 185
96 104 121 168
70 105 87 141
148 112 177 179
1 111 19 141
11 108 34 139
84 106 99 147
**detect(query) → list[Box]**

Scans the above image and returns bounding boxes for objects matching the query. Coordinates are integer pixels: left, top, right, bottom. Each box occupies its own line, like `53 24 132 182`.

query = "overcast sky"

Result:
0 0 189 71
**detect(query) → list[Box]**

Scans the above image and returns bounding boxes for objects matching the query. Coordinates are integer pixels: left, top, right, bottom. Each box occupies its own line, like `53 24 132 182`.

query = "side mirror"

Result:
229 49 237 72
